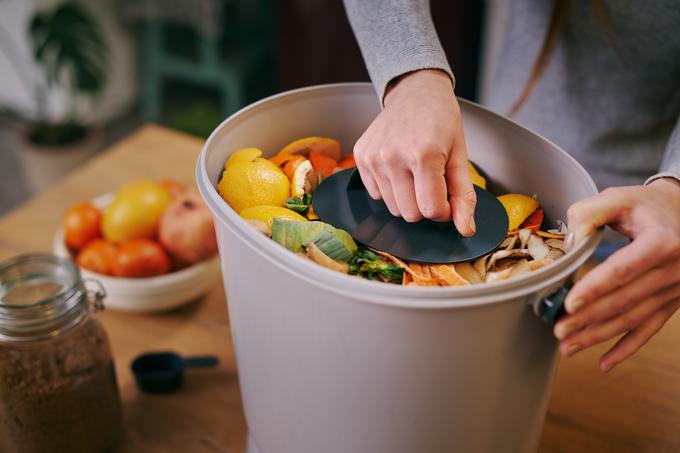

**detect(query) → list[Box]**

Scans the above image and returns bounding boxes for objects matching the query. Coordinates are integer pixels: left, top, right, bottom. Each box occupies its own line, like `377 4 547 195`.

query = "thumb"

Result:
567 188 631 243
446 154 477 237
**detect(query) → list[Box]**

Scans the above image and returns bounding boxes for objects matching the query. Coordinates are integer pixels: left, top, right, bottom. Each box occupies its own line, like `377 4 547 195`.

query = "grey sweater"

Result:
344 0 680 190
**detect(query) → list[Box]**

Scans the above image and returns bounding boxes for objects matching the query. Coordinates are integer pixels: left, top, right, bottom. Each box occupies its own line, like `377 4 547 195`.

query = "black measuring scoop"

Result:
312 168 508 263
131 352 219 393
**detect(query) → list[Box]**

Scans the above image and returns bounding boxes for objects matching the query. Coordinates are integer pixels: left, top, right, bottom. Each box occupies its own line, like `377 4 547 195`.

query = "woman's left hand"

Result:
554 177 680 372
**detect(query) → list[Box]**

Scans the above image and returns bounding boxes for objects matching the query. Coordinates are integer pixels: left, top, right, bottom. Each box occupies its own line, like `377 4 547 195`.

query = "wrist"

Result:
384 69 454 106
648 177 680 197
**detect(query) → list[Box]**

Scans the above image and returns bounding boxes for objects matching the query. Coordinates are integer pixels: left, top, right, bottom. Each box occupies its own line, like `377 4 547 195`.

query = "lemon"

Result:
497 194 539 231
240 205 307 226
290 160 318 197
217 158 290 212
224 147 263 169
104 180 173 242
468 162 487 189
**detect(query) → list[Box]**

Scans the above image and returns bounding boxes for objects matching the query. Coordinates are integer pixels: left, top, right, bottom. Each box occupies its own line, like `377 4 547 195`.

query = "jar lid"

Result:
0 254 105 341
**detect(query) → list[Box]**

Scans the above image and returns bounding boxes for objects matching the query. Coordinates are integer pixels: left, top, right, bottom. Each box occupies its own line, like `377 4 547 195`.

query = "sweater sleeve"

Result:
343 0 454 104
645 115 680 185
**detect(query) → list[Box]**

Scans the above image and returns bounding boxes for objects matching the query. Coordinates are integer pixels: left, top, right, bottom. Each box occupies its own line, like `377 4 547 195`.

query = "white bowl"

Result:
53 193 221 313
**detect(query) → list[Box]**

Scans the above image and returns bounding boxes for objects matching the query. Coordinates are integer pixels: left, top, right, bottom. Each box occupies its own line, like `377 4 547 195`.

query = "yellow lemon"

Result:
217 158 290 212
469 162 487 189
224 147 263 169
103 180 173 242
497 194 539 231
290 159 318 197
240 205 307 227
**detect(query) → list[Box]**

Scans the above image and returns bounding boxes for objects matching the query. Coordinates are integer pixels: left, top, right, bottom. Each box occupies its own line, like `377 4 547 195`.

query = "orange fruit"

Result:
76 239 117 275
338 155 356 169
112 239 171 278
309 150 337 178
283 155 306 180
278 137 341 161
290 160 318 197
63 203 102 249
269 154 293 168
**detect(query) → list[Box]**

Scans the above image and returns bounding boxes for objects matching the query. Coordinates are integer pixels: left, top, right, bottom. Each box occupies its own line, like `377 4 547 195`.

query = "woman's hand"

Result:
555 177 680 371
353 69 477 236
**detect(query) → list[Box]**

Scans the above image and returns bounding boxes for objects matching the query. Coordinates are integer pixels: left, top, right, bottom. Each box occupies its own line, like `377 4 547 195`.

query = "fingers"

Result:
386 167 422 222
373 171 400 217
567 187 632 242
446 154 477 237
599 297 680 372
355 132 451 222
555 258 680 338
413 157 451 222
565 232 672 312
557 281 680 355
354 134 382 200
357 167 381 200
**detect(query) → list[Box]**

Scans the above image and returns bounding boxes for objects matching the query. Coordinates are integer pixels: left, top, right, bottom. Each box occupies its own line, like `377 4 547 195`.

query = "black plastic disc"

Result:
312 169 508 263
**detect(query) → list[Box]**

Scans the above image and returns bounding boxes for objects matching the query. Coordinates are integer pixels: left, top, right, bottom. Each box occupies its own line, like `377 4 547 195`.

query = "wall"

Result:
0 0 137 123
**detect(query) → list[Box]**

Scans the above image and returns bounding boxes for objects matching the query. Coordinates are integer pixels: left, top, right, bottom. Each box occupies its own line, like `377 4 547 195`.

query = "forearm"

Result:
646 115 680 185
343 0 454 104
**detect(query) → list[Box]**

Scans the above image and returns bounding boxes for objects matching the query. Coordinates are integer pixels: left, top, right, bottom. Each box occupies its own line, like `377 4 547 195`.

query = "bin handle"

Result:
533 286 569 325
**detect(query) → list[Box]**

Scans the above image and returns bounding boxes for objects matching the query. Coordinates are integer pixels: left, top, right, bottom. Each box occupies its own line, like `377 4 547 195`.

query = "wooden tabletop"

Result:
0 125 678 453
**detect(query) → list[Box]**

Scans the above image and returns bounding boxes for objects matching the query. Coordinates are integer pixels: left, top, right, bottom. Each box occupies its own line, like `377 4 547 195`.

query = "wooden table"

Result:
0 125 678 452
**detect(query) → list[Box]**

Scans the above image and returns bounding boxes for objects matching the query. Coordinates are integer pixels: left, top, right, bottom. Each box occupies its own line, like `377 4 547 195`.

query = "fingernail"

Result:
566 298 585 313
566 343 582 356
574 225 591 243
564 231 575 251
555 322 575 340
468 216 476 234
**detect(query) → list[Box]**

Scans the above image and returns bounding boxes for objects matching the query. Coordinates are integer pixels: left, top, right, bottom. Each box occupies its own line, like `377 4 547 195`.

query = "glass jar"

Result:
0 254 122 453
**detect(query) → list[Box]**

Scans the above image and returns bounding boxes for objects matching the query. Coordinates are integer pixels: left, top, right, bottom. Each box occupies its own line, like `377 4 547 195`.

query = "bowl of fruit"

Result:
53 179 220 312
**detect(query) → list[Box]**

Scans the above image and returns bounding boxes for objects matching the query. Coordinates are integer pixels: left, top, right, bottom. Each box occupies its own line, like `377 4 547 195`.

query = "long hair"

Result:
507 0 620 117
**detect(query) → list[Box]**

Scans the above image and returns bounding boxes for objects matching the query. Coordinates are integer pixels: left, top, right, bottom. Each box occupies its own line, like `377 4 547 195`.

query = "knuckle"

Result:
611 261 634 282
601 187 619 197
379 148 401 166
353 146 370 166
619 313 639 332
415 143 446 164
459 188 477 205
666 235 680 258
421 204 447 220
402 210 423 223
366 151 382 168
567 203 584 221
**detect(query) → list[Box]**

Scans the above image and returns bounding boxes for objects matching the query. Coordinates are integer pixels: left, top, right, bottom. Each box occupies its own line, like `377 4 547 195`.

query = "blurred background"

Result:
0 0 503 216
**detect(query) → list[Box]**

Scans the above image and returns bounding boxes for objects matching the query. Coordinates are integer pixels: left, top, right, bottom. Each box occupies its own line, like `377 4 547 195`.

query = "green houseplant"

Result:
27 0 110 146
0 1 112 194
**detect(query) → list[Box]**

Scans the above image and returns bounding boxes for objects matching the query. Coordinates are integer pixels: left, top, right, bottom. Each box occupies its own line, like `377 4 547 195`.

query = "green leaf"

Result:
272 219 357 254
348 248 404 283
310 231 354 262
27 1 110 99
284 194 313 215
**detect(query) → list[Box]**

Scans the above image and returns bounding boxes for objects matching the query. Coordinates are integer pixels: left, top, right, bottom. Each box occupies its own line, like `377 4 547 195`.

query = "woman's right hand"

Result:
353 69 477 236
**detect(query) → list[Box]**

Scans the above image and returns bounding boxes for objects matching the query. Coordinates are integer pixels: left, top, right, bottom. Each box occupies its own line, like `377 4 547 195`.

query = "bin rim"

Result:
197 82 602 309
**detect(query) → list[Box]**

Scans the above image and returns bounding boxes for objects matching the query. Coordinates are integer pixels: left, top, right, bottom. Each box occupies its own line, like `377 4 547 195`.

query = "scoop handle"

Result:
183 356 219 368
